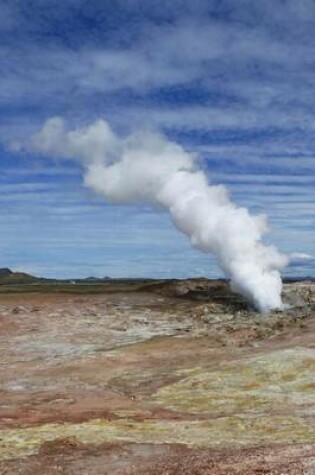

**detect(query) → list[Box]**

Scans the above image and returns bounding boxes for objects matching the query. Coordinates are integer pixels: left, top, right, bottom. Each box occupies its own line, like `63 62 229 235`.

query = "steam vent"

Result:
1 277 315 473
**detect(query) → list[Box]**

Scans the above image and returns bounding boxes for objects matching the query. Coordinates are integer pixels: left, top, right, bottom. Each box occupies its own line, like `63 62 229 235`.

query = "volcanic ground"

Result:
0 278 315 474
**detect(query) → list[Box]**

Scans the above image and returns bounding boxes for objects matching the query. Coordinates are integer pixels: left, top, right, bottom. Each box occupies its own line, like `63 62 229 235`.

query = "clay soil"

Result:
0 279 314 474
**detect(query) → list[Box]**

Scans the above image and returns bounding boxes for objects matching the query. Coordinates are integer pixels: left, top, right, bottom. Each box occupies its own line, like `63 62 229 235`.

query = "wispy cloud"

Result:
290 252 314 260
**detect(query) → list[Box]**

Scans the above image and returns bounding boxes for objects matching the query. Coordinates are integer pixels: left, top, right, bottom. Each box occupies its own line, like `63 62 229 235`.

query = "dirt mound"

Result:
142 278 248 310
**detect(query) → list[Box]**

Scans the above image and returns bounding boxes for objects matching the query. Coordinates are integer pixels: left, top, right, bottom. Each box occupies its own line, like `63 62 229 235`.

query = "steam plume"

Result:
28 117 288 312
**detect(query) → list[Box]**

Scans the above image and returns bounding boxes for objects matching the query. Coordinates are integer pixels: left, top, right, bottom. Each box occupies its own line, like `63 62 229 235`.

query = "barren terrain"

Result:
0 279 314 474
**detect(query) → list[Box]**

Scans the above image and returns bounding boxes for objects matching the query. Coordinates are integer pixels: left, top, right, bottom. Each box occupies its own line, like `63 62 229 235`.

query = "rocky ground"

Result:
0 279 314 474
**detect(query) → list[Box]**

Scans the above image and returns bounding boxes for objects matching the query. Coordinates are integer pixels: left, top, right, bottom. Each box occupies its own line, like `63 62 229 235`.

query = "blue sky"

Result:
0 0 314 278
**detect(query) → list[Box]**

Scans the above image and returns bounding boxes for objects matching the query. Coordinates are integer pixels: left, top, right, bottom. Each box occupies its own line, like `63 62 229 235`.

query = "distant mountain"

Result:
0 268 113 285
0 268 13 277
0 268 313 286
0 268 37 284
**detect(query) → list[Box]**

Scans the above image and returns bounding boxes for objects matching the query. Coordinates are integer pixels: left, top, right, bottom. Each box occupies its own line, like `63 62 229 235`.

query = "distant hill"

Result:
0 268 37 284
0 268 13 277
0 268 313 286
0 268 113 285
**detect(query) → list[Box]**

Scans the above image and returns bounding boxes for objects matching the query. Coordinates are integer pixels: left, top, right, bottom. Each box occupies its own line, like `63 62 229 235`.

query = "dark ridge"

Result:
0 268 13 277
0 268 313 289
283 276 315 283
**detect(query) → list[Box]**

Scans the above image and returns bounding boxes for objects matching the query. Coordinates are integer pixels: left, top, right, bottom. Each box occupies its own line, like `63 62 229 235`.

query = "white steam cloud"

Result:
27 117 288 312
